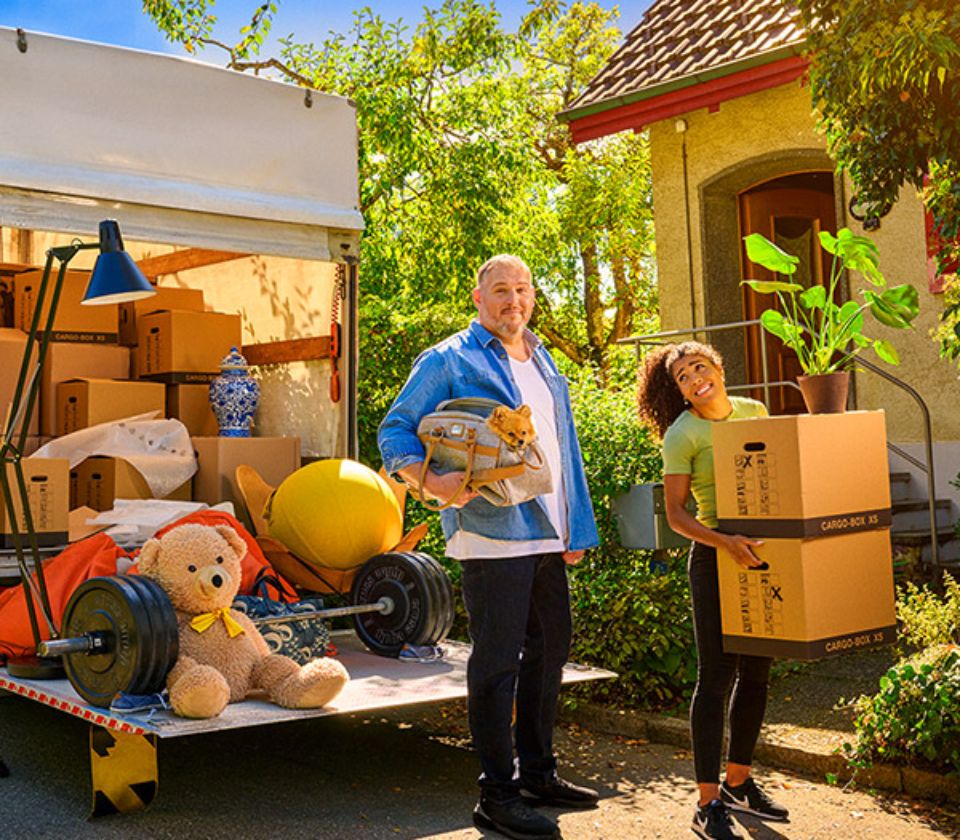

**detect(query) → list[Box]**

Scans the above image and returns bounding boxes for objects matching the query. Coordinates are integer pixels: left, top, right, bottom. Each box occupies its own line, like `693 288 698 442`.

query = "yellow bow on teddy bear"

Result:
190 607 246 638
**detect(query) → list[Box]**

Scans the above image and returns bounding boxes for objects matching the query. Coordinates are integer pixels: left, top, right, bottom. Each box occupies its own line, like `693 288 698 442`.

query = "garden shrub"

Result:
564 360 698 710
846 644 960 773
845 578 960 773
897 573 960 651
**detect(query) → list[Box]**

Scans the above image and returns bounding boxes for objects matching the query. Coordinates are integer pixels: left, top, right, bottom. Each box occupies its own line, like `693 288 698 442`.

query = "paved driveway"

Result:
1 692 957 839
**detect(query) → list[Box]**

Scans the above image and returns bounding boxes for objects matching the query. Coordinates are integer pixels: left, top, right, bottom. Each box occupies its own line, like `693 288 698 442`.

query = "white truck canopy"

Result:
0 26 363 260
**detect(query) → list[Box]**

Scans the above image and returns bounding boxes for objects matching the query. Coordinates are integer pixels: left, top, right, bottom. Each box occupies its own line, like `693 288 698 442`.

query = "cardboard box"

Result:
713 411 891 539
118 286 205 346
14 269 118 343
1 275 15 327
56 378 165 435
77 456 191 511
137 310 242 384
23 436 46 457
718 529 897 659
0 328 38 437
0 458 69 547
70 463 83 509
167 383 218 437
40 343 130 436
191 437 300 523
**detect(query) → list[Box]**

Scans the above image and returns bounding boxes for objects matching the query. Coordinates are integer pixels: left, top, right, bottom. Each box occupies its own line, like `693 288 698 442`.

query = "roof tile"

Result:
570 0 805 112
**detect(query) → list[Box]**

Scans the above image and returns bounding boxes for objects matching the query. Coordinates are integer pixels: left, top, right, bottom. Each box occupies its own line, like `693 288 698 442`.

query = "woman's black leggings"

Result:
688 541 773 783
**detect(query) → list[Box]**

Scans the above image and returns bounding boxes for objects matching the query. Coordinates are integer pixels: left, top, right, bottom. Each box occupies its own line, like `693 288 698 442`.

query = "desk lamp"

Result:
1 220 155 678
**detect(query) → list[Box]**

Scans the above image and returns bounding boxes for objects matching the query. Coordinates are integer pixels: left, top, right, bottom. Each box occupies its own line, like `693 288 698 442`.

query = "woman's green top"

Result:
661 396 768 528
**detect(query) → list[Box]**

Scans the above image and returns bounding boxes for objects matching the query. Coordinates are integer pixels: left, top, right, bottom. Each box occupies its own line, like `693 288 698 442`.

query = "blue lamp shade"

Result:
81 220 157 306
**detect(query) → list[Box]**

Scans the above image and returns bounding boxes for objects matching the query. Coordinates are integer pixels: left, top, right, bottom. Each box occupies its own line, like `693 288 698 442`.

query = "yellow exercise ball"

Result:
265 459 403 571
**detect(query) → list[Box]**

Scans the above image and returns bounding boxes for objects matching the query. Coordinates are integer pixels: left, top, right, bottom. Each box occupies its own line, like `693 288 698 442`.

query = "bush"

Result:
568 553 696 709
564 361 698 710
846 644 960 773
897 573 960 651
845 579 960 774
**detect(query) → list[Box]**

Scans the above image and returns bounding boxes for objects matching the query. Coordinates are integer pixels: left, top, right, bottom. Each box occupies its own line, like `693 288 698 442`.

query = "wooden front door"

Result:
738 173 837 414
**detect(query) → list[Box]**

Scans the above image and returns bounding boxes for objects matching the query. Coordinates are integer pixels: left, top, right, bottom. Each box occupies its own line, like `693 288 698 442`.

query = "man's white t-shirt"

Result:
445 355 567 560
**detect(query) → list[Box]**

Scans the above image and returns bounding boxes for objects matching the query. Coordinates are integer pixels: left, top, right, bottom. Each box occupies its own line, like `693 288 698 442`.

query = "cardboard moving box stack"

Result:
75 456 192 512
192 436 301 529
56 378 166 435
137 310 242 384
119 286 204 347
713 411 896 660
0 459 69 547
0 328 38 438
15 269 117 343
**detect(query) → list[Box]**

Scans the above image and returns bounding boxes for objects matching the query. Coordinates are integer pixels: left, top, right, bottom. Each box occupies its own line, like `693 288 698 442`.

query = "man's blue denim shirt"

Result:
378 320 599 552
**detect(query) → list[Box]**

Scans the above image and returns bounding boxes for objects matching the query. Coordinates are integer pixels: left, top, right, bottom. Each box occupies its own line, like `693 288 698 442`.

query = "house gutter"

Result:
561 43 808 142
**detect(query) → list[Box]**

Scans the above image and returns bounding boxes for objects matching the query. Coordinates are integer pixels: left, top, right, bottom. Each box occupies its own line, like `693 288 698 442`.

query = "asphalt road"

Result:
1 692 957 839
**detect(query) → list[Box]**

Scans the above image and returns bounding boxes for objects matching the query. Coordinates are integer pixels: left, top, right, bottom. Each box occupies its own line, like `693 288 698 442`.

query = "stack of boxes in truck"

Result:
1 265 302 541
712 411 897 659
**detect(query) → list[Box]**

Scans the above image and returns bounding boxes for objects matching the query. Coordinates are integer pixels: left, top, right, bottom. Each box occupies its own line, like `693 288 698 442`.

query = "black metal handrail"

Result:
619 319 941 575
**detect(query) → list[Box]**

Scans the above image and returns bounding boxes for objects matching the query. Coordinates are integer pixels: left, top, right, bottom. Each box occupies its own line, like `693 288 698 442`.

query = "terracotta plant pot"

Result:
797 371 850 414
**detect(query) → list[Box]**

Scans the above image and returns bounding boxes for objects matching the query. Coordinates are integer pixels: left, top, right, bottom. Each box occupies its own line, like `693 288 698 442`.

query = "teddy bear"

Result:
137 522 349 719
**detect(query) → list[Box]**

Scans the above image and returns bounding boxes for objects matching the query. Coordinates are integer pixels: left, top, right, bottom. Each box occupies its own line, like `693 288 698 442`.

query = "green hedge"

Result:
846 645 960 773
845 576 960 773
564 363 697 710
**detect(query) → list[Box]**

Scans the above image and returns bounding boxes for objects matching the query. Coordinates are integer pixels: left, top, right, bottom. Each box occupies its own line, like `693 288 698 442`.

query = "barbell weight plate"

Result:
109 576 162 699
122 575 179 695
418 552 455 642
398 552 444 647
411 551 455 643
350 553 435 657
61 576 158 708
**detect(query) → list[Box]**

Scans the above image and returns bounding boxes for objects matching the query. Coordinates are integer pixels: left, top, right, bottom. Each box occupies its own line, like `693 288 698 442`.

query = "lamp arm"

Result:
0 240 98 650
1 242 98 454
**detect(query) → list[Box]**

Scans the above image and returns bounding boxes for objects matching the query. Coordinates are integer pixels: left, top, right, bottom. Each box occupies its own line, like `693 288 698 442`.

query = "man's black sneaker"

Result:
691 799 744 839
720 777 790 821
520 774 599 809
473 797 560 840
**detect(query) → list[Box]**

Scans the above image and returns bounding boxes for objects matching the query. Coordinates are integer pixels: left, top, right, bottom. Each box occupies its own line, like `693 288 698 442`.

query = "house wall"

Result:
648 80 959 444
1 228 345 458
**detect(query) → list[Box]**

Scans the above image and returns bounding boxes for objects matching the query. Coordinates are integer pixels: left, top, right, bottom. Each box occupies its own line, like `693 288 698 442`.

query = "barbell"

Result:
37 551 455 708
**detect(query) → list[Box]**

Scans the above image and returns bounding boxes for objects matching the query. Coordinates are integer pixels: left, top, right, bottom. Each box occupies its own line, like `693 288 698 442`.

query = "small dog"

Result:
487 404 537 453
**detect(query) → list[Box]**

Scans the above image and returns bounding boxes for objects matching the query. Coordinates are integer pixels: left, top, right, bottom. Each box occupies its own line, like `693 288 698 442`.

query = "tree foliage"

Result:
795 0 960 219
795 0 960 360
142 0 657 380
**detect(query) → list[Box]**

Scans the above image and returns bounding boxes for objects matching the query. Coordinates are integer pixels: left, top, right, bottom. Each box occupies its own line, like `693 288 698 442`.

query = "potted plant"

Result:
742 228 920 413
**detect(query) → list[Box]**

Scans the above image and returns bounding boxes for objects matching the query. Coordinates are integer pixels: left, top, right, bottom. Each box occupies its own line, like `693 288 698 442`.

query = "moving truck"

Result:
0 26 611 815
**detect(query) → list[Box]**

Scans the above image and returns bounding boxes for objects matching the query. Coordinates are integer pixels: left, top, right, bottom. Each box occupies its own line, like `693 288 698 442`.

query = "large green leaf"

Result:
742 278 803 295
744 234 800 275
800 285 827 309
759 308 803 345
819 230 839 255
873 339 900 365
881 284 920 321
835 300 865 342
863 290 912 329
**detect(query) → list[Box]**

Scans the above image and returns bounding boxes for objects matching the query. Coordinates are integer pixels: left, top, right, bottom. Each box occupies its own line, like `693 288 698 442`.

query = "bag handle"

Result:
520 444 544 471
416 427 477 511
468 463 526 488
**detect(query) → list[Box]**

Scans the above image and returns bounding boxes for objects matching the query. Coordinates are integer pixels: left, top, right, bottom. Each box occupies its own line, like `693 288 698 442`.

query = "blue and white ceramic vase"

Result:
209 346 260 437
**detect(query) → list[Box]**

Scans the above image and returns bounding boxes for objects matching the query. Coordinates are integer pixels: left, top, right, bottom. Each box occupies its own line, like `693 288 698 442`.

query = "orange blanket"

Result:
0 510 297 662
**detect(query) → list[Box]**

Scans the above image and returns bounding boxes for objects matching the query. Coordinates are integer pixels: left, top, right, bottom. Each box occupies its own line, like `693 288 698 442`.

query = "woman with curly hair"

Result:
637 341 789 840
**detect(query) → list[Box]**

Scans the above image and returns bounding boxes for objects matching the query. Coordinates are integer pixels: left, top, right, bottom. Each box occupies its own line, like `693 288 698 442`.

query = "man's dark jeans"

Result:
460 552 572 803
